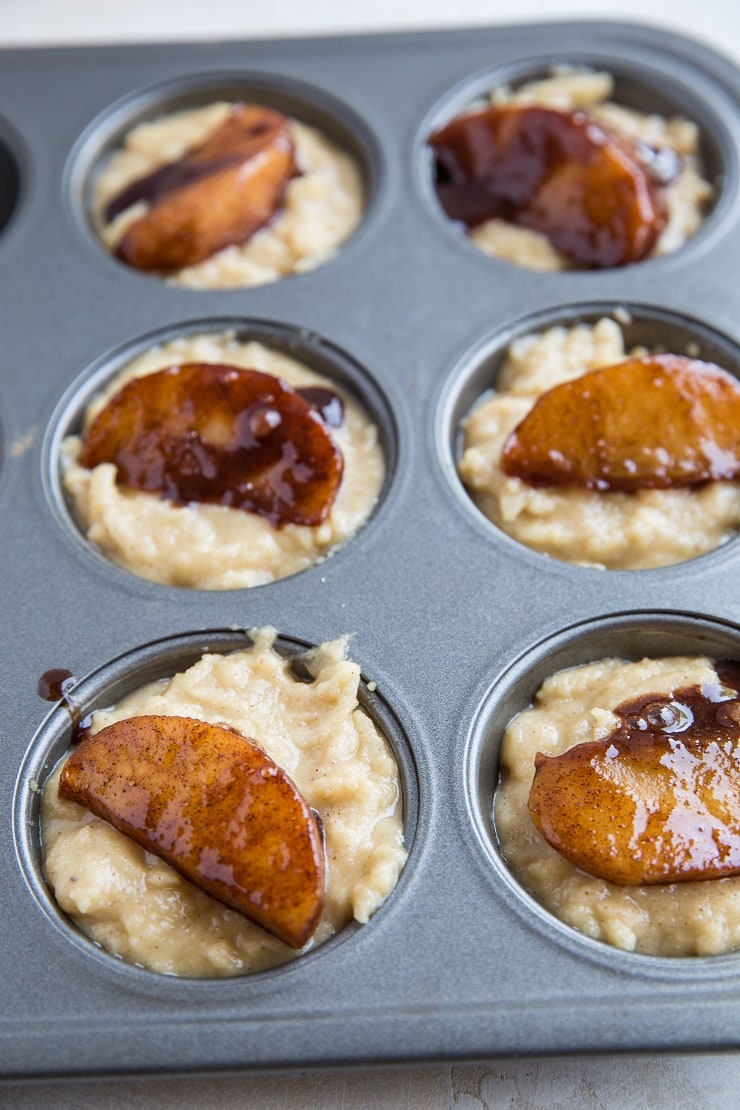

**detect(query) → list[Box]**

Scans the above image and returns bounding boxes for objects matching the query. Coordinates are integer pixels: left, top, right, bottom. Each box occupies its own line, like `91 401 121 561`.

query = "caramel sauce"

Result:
79 363 344 528
105 104 293 223
429 104 667 267
37 668 75 703
37 668 92 743
297 387 344 428
528 661 740 884
633 140 682 187
105 149 248 224
616 660 740 736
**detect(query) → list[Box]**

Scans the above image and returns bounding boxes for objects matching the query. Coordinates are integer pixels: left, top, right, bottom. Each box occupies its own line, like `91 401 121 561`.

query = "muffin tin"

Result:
3 19 740 1081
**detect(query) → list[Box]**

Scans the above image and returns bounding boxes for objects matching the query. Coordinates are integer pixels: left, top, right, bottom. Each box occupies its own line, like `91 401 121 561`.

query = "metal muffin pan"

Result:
3 18 740 1081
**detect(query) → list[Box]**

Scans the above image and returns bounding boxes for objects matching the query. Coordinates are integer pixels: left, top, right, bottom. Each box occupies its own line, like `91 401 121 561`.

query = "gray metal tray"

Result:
3 18 740 1082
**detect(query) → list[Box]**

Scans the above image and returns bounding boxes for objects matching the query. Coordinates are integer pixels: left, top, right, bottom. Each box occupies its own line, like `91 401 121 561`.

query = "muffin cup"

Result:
465 608 740 976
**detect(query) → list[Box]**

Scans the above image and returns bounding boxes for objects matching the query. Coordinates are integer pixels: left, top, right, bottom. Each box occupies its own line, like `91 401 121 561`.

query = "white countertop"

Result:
3 2 740 1106
1 0 739 63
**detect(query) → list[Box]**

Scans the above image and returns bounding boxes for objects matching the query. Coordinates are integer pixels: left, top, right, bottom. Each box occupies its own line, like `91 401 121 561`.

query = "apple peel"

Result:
79 362 344 527
109 103 296 271
430 104 667 268
501 354 740 491
527 662 740 885
58 714 325 948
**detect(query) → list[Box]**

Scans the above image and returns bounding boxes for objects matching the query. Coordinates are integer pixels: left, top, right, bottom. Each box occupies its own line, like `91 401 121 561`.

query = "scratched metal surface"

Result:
2 20 740 1082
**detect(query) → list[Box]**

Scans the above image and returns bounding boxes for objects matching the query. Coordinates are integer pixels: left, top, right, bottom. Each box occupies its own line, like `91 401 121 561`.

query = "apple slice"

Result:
501 354 740 491
79 362 344 527
108 103 296 271
430 104 667 267
527 662 740 885
58 714 325 947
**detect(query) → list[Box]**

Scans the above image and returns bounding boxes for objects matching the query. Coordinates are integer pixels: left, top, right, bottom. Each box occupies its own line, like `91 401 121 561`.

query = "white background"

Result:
1 0 739 62
2 2 740 1107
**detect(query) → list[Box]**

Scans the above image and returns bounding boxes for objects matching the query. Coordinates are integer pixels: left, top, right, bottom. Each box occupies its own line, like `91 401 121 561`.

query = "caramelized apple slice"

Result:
430 105 667 267
501 354 740 491
59 714 325 947
79 363 344 527
528 661 740 885
109 104 296 271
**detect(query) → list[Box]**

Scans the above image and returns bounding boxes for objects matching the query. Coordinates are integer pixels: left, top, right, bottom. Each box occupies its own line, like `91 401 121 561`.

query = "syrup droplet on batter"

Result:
528 660 740 884
297 387 344 428
633 140 682 187
429 104 668 267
